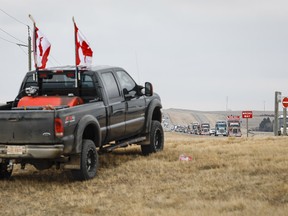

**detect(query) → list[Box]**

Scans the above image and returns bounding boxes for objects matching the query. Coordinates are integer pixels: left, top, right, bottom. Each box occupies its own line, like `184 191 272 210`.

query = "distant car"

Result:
209 128 215 136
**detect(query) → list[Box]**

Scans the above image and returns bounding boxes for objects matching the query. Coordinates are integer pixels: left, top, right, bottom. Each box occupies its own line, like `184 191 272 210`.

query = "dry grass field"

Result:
1 132 288 216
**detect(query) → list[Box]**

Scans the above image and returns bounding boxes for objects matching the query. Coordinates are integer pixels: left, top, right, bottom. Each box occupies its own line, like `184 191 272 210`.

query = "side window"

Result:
24 75 37 89
81 75 94 88
101 72 121 99
116 71 137 94
81 74 100 100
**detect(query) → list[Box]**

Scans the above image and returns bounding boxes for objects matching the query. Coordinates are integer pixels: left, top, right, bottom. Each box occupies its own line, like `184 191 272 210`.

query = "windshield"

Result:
230 122 240 126
216 123 226 127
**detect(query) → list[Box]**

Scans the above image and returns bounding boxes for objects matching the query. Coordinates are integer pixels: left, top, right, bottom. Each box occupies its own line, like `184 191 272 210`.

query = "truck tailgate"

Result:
0 110 56 144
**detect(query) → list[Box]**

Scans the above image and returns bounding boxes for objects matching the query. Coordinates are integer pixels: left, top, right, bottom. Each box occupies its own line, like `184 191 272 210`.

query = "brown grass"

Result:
1 132 288 216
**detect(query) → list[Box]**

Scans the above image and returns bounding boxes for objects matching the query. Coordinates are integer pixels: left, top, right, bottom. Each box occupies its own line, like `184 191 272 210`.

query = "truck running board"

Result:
100 136 146 153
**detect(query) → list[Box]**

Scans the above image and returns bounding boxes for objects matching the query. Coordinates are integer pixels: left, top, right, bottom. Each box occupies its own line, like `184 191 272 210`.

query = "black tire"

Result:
141 120 164 155
72 139 98 181
0 161 13 180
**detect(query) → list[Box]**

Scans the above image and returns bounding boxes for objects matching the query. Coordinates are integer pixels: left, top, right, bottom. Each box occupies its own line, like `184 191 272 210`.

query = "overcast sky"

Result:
1 0 288 111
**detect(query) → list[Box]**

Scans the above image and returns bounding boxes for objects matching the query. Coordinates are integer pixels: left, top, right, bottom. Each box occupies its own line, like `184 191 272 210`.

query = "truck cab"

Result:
227 115 242 137
215 120 227 136
200 123 210 135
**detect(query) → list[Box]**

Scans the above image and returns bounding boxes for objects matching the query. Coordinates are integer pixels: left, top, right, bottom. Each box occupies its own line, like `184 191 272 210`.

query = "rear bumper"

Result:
0 144 64 159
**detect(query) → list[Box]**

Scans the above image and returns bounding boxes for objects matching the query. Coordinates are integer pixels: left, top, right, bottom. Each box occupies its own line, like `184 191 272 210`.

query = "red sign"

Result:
242 111 253 118
282 97 288 108
227 115 240 120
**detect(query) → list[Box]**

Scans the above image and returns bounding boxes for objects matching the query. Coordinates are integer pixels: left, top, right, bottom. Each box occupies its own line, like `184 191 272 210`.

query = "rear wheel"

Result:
141 120 164 155
72 139 98 181
0 160 13 180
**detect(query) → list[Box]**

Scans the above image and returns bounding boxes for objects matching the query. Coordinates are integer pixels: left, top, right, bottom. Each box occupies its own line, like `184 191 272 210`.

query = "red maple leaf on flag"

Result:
34 26 51 69
74 22 93 67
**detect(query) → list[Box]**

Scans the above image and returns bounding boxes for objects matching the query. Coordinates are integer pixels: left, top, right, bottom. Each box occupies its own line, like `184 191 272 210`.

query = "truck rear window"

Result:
42 74 76 89
25 74 93 89
24 73 97 100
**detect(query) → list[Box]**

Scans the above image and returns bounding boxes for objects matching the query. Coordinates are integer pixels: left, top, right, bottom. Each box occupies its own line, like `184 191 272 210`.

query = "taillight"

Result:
55 118 64 137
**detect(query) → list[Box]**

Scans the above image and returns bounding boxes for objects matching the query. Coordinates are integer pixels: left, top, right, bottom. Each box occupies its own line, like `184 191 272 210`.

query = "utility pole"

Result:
0 9 32 71
274 91 281 136
16 25 32 71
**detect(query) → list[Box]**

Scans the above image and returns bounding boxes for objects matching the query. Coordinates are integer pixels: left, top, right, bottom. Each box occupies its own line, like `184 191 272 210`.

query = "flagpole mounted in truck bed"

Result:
28 14 51 95
28 14 36 25
72 16 79 88
28 14 37 82
72 16 93 88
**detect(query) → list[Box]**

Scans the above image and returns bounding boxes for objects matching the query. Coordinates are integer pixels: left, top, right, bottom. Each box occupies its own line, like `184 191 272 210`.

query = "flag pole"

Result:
28 15 36 68
28 14 38 82
72 16 79 88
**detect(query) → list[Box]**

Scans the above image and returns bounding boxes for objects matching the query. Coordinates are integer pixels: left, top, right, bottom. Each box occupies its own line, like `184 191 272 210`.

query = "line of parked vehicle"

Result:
166 115 242 137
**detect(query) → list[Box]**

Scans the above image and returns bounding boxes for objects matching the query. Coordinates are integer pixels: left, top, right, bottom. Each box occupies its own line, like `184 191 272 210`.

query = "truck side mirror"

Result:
123 88 135 100
145 82 153 96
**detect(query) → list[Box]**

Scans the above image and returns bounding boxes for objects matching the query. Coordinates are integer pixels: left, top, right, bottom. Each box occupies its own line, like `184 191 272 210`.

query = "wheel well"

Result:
152 106 162 122
82 123 100 147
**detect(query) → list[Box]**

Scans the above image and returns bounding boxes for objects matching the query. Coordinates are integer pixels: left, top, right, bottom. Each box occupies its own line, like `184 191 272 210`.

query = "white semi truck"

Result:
215 120 227 136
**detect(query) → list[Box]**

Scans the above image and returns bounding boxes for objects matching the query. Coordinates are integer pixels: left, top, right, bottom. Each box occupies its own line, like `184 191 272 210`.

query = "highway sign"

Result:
242 111 253 119
282 97 288 108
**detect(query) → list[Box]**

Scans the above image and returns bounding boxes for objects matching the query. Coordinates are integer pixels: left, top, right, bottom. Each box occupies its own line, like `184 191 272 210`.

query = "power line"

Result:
1 9 33 70
50 55 62 66
0 8 29 47
0 35 17 45
18 45 28 56
0 27 27 45
0 8 28 27
1 8 62 69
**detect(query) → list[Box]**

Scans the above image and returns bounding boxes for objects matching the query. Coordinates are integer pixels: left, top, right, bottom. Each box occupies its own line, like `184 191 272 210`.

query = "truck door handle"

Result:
8 116 21 121
8 118 19 121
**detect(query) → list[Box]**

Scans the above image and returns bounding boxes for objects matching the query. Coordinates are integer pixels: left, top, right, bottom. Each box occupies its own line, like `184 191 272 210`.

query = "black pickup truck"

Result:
0 66 164 180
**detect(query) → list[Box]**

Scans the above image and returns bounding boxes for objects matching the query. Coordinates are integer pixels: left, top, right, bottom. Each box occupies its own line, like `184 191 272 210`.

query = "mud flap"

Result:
63 154 81 169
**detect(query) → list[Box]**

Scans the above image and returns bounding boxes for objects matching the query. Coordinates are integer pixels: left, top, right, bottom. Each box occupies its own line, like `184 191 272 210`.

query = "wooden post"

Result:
246 118 248 137
283 108 287 136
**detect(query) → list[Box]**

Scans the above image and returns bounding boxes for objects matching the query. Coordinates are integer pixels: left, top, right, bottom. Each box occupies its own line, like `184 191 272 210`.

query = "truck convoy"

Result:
0 66 164 180
227 115 242 137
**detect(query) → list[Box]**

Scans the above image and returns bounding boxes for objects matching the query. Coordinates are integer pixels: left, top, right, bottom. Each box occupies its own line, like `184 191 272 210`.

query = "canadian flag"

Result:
74 20 93 67
33 26 51 69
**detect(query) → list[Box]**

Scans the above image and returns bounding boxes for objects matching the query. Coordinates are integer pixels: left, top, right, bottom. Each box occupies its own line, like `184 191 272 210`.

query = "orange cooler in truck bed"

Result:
17 96 83 108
